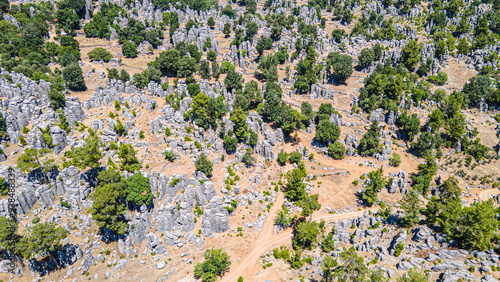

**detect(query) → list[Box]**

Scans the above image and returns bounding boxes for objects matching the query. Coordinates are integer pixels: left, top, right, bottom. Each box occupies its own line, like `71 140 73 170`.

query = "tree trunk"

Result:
49 251 60 270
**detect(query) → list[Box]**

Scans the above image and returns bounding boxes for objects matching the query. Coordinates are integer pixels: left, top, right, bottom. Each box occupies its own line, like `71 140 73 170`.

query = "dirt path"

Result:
478 188 500 201
221 203 378 282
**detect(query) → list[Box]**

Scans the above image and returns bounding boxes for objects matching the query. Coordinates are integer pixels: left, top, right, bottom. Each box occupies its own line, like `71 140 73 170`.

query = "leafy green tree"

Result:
397 112 420 141
316 103 333 124
177 56 197 78
361 168 386 206
199 60 211 80
315 120 340 145
323 247 369 282
63 63 86 91
331 53 353 84
88 47 113 62
245 21 258 40
207 16 215 28
427 109 444 133
0 217 24 266
19 222 68 269
401 40 421 70
91 169 128 235
445 112 466 145
358 121 381 156
125 172 153 207
120 69 130 82
275 102 298 136
328 141 346 159
0 177 7 196
223 133 238 152
148 67 162 84
108 68 119 80
17 148 55 183
412 132 439 157
331 29 346 43
277 150 289 165
285 163 307 202
396 268 428 282
157 49 180 76
462 75 491 108
194 248 231 282
389 153 402 167
21 22 44 51
64 132 102 170
48 88 66 110
322 232 336 252
212 61 220 80
256 36 273 56
293 221 320 249
297 194 321 217
230 107 248 142
223 23 231 37
195 153 213 177
412 153 439 194
122 40 138 58
118 143 141 172
224 68 242 92
300 101 315 125
399 189 421 227
288 151 302 164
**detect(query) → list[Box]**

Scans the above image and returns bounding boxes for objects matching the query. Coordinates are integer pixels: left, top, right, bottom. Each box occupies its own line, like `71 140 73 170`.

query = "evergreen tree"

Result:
64 131 102 170
199 60 211 80
293 221 320 249
285 163 307 202
358 121 381 156
48 88 66 110
361 168 386 206
401 40 421 70
194 248 231 282
229 107 248 142
118 143 141 172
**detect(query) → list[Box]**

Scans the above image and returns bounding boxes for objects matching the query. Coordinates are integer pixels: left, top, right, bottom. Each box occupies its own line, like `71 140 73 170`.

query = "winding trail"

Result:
221 193 378 282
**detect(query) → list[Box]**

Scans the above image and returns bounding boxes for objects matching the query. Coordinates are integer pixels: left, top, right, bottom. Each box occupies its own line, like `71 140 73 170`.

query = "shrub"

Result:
32 216 40 224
